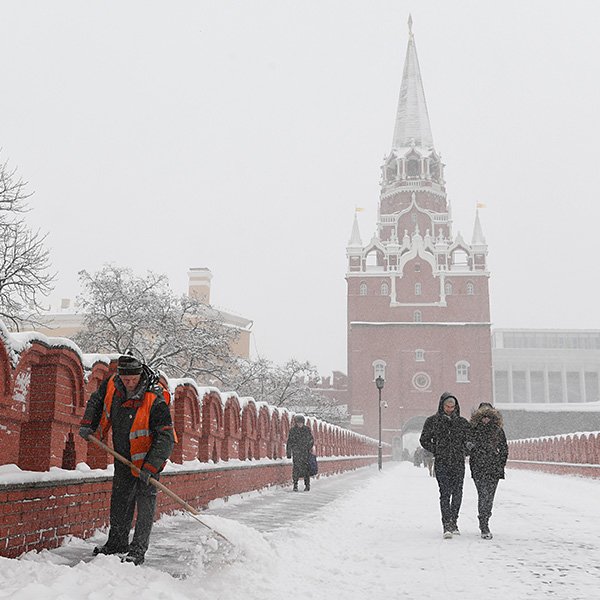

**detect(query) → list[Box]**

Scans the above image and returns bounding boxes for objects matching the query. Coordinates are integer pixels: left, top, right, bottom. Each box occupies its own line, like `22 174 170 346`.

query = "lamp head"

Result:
375 376 385 390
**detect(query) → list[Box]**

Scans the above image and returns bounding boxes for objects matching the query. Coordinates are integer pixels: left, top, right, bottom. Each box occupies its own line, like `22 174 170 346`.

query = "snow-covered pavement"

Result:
1 462 599 599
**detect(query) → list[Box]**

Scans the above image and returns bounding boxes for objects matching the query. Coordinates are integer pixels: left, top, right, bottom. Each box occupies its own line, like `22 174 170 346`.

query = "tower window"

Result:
414 310 422 322
467 282 474 295
380 281 389 296
456 361 470 383
366 251 378 267
445 282 453 296
414 263 421 272
415 349 425 362
415 283 422 296
452 250 469 267
406 158 420 177
359 282 368 296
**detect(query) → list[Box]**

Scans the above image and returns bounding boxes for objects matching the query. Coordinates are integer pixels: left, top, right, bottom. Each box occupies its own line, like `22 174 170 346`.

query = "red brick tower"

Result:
346 17 492 444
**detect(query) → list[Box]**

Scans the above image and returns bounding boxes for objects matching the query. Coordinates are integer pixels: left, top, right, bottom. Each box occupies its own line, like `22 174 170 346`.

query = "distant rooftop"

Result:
493 329 600 350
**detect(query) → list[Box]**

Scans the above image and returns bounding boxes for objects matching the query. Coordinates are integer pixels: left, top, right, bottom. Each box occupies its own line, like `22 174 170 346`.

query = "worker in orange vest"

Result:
79 355 174 565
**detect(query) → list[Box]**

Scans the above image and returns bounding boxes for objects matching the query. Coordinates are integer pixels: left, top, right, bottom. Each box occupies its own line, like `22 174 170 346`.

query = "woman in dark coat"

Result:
286 414 314 491
468 402 509 539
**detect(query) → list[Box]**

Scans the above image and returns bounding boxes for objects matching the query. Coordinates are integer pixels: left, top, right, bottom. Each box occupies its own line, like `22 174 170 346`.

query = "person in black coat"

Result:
468 402 508 540
286 414 314 491
419 392 470 538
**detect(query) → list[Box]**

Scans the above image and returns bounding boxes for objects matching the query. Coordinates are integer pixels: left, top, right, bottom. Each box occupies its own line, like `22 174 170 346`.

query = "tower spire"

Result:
348 212 363 247
392 17 434 150
471 209 486 246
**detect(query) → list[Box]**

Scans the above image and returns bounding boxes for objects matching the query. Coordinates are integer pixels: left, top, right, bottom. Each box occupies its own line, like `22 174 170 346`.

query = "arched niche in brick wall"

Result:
171 384 200 464
239 401 257 460
280 412 290 456
268 410 281 459
255 405 271 459
308 418 318 445
199 391 224 463
315 421 324 455
222 394 242 461
322 423 331 456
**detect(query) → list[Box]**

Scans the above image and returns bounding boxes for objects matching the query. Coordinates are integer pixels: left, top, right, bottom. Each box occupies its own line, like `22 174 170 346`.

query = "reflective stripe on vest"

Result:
99 375 158 478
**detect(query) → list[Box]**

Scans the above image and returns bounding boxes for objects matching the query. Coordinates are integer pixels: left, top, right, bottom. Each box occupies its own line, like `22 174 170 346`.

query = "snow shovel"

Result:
87 435 231 544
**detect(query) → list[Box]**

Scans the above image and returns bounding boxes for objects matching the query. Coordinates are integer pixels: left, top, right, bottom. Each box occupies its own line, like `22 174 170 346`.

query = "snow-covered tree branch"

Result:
74 265 239 383
227 357 348 425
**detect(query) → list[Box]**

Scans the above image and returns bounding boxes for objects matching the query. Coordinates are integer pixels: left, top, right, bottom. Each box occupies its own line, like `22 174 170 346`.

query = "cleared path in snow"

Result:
2 462 599 599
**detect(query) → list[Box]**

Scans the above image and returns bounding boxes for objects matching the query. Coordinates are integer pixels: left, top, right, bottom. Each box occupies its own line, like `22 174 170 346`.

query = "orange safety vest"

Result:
99 375 172 477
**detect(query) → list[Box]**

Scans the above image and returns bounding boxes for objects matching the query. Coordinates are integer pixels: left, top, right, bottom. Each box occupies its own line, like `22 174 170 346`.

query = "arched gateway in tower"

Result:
345 18 492 446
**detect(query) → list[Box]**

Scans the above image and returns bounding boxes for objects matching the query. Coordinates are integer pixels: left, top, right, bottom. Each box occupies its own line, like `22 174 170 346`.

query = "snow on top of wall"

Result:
496 402 600 413
239 396 256 410
0 454 375 485
0 462 115 485
81 353 119 371
510 431 600 443
166 377 200 397
9 330 83 358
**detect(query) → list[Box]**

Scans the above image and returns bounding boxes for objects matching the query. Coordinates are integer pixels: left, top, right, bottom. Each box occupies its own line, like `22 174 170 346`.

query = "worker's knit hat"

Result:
117 355 143 375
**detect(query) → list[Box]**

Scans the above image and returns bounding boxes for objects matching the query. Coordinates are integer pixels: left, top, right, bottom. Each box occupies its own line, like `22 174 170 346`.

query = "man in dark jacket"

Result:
79 355 175 565
419 392 470 538
286 414 314 491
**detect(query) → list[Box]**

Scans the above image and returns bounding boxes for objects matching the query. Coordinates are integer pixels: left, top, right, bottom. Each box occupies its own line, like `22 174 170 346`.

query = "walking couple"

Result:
419 392 508 540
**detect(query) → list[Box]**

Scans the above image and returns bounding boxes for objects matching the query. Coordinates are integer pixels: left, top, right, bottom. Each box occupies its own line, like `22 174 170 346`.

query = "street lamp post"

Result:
375 376 385 471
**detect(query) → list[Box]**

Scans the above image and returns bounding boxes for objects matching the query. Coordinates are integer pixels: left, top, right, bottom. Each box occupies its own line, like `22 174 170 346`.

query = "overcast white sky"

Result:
2 2 599 375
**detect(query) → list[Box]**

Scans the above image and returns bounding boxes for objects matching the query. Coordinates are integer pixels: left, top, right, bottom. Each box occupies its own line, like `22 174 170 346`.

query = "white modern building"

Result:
492 329 600 405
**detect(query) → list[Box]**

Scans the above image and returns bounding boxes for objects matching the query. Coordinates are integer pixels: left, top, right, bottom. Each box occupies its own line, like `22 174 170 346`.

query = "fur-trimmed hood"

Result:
470 403 503 428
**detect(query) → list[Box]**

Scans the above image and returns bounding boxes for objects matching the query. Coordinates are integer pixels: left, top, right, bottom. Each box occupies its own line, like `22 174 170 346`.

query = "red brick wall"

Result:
0 334 382 558
507 432 600 479
0 456 380 558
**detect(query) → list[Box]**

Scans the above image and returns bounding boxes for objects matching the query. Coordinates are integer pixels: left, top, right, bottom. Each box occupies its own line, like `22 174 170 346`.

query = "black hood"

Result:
438 391 460 416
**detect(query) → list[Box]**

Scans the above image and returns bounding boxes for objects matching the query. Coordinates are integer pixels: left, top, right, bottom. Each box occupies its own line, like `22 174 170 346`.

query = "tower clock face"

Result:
412 372 431 391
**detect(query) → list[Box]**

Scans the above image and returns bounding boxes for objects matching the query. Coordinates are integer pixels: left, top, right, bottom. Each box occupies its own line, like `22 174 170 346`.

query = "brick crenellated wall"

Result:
0 328 382 558
508 432 600 478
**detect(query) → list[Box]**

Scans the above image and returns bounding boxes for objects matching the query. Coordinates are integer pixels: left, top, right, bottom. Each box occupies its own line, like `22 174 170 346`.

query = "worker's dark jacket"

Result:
81 371 174 475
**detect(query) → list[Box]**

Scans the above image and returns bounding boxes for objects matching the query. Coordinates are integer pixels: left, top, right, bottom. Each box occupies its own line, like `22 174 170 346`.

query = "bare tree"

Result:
74 264 239 384
0 159 54 329
0 159 31 214
228 357 348 424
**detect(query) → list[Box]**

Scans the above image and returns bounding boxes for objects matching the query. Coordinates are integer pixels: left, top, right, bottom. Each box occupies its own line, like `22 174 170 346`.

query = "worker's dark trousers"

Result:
106 461 157 556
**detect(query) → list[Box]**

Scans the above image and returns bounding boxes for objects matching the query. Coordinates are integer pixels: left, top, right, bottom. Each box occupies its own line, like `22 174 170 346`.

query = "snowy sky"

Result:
2 1 600 374
3 463 600 598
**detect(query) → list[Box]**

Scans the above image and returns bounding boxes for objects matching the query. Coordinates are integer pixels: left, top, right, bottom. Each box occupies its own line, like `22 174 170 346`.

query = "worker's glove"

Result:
465 441 475 452
79 426 95 440
138 468 152 485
